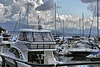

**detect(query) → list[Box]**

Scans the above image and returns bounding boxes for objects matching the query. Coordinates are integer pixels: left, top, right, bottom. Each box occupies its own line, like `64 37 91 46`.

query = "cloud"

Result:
81 0 95 3
0 0 97 32
35 0 54 11
81 0 100 17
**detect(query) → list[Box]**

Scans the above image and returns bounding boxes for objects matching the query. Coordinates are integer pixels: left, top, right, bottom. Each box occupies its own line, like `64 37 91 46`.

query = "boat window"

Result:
42 32 53 42
26 32 33 42
34 32 43 42
23 32 27 41
19 32 54 42
9 48 20 59
19 32 24 41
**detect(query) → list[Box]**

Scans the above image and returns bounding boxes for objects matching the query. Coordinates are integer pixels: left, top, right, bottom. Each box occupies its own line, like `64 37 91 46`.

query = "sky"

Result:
0 0 99 35
56 0 93 17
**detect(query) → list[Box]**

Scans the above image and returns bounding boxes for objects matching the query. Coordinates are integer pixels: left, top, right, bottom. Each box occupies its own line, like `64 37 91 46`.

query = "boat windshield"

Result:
19 32 54 42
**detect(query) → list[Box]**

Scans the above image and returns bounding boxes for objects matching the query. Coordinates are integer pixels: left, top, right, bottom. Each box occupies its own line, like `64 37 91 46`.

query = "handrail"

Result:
0 54 55 67
0 53 100 67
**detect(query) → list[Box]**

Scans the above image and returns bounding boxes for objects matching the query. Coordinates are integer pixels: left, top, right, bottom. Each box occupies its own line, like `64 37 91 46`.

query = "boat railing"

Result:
0 53 100 67
25 44 55 49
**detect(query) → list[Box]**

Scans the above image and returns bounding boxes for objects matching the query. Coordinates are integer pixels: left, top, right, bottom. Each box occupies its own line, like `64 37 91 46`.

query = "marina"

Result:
0 0 100 67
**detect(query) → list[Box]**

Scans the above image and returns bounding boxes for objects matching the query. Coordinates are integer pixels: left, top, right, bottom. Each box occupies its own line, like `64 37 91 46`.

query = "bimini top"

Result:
19 29 51 32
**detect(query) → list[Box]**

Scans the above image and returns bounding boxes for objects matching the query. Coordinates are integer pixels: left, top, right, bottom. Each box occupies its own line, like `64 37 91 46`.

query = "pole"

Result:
55 3 57 36
63 20 64 41
79 18 81 36
89 18 94 38
27 4 29 28
37 16 40 29
97 0 99 44
82 12 84 37
19 11 21 30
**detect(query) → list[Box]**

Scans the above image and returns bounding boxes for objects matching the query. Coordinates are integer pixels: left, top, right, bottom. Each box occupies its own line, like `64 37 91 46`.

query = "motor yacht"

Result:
68 39 99 56
56 37 100 57
86 51 100 60
0 26 61 67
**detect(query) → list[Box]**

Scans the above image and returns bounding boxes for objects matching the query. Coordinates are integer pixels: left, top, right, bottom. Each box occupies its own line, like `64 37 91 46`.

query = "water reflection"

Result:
57 55 100 67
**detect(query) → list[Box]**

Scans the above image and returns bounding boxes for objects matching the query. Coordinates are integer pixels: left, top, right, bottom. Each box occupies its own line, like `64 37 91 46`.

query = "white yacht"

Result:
0 31 15 49
86 51 100 59
56 37 100 57
0 26 61 67
68 39 99 56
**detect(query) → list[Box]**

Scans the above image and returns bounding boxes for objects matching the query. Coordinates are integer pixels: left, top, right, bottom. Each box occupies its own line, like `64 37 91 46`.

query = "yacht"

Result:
0 31 15 50
68 39 99 56
86 51 100 59
56 37 100 57
0 26 61 67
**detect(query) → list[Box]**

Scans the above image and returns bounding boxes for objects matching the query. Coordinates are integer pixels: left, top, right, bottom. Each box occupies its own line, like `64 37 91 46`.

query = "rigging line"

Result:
13 11 22 35
88 4 96 38
56 9 63 33
88 17 94 38
19 11 21 30
13 21 18 34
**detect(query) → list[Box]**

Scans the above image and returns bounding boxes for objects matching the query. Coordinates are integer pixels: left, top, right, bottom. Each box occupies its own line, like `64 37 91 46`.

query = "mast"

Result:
82 12 84 37
88 18 94 38
55 3 57 36
19 11 21 29
97 0 99 44
27 4 29 28
97 0 99 37
79 18 81 36
63 20 64 41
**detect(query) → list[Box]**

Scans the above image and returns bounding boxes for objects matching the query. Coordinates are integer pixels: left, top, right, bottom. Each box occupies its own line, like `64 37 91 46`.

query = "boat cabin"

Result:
18 29 56 49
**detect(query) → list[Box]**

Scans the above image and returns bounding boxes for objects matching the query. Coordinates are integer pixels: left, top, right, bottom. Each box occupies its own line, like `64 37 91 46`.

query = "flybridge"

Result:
18 28 56 49
19 29 54 42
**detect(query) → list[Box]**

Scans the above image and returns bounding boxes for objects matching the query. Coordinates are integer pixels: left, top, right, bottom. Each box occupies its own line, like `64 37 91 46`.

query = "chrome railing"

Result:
0 54 100 67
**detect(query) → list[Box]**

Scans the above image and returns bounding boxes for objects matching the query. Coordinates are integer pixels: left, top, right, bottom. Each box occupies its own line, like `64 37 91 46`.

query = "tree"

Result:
0 27 6 33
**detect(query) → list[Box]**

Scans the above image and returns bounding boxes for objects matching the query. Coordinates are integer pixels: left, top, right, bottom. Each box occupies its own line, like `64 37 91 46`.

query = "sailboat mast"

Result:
27 4 29 28
88 18 94 38
97 0 99 38
19 11 21 29
82 12 84 36
55 3 57 36
79 18 81 36
63 20 64 41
